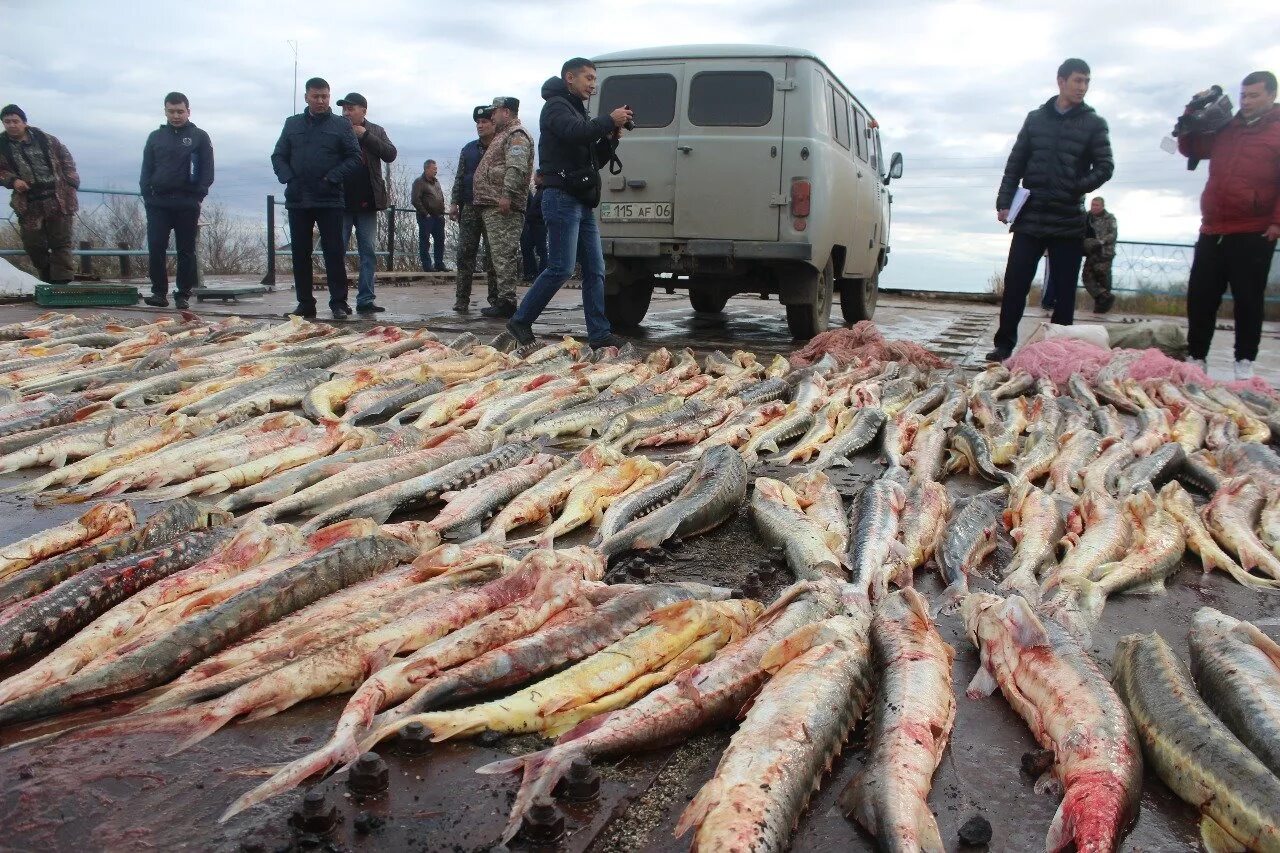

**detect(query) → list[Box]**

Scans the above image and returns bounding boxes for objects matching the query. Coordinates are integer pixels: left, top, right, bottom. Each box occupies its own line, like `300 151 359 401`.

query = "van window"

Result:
689 71 773 127
873 129 884 176
831 90 850 149
853 110 869 161
599 74 677 129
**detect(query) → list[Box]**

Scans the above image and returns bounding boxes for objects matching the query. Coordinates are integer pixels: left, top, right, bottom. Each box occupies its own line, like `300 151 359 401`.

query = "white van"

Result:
588 44 903 339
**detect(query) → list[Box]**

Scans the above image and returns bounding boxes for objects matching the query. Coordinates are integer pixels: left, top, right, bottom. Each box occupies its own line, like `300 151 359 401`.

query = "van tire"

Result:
785 260 834 340
605 281 654 328
839 270 879 323
689 290 729 314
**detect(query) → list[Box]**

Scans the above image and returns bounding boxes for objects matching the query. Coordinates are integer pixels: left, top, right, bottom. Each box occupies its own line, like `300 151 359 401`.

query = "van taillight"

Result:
790 179 811 217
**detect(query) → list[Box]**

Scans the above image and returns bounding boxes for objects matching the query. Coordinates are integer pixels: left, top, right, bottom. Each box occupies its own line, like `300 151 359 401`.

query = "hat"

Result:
473 104 495 121
490 96 520 113
336 93 367 108
0 105 26 123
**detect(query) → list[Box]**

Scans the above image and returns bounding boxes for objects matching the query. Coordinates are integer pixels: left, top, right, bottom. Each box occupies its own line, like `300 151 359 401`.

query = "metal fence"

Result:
1112 239 1280 299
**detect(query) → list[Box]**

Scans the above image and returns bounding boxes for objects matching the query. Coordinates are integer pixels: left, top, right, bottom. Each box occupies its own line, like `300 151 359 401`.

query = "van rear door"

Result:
674 60 787 242
593 65 683 240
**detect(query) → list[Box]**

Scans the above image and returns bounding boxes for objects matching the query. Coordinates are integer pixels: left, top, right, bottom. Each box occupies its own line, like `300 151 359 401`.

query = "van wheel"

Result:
605 281 654 328
785 260 834 340
839 270 879 323
689 290 729 313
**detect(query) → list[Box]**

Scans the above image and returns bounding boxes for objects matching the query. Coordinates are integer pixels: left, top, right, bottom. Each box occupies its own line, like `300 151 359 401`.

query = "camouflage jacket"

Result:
1084 211 1117 260
0 127 80 218
471 120 533 210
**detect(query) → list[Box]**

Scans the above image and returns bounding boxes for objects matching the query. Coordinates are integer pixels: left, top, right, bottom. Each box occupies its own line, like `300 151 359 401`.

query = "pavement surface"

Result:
0 280 1276 852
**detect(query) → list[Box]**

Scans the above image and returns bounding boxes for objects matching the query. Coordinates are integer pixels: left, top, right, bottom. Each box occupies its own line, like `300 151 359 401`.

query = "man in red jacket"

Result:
1179 70 1280 380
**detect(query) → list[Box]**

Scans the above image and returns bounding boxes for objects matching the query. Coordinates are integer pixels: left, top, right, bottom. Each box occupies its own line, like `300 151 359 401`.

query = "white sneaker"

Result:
1187 357 1207 371
1234 360 1254 381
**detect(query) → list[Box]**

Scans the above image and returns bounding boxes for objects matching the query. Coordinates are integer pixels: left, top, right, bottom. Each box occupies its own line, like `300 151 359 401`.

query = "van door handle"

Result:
677 145 694 153
857 170 864 179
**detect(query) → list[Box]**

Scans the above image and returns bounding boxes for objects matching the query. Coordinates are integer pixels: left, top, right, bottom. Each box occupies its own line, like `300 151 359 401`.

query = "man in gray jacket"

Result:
337 92 396 315
270 77 362 319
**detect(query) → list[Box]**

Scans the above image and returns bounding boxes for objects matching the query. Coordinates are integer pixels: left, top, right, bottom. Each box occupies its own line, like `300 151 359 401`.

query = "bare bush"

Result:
199 204 265 275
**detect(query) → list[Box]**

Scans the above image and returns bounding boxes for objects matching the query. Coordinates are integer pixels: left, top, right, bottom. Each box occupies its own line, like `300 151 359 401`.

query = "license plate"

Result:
598 201 673 223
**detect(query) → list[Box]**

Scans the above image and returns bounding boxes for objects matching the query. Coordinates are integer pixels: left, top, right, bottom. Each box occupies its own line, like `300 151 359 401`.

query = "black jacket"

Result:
139 122 214 209
536 76 617 192
270 109 362 210
997 98 1114 238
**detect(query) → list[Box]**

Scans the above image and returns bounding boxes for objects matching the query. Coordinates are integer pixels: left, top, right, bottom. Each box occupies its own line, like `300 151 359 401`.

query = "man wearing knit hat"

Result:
0 106 81 284
472 96 533 318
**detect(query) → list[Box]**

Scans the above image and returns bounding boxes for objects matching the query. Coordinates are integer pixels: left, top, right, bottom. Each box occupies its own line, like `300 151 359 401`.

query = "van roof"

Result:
589 44 874 120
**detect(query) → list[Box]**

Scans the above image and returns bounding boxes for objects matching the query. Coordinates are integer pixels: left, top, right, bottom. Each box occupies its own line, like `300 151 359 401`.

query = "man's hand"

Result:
997 209 1010 224
353 125 366 138
11 179 28 193
498 197 512 215
609 106 633 129
448 204 460 222
1265 224 1280 242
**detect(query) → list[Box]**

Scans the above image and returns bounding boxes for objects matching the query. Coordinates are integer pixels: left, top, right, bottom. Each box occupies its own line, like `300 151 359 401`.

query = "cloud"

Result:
4 0 1278 293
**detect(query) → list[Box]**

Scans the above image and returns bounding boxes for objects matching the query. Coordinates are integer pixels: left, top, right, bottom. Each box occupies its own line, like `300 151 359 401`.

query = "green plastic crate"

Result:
34 283 140 307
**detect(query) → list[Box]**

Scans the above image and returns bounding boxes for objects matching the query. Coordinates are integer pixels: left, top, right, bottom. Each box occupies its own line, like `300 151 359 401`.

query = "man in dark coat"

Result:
0 105 79 284
140 92 214 309
988 58 1114 361
337 92 396 316
1179 70 1280 380
506 58 631 347
270 77 362 319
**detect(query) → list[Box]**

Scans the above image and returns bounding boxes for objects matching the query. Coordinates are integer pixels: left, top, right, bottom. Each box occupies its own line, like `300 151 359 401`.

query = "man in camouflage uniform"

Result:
1082 196 1117 313
472 96 534 319
0 105 80 283
450 105 497 313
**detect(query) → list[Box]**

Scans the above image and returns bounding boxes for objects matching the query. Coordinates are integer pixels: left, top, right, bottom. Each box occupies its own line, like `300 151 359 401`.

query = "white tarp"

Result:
0 256 40 297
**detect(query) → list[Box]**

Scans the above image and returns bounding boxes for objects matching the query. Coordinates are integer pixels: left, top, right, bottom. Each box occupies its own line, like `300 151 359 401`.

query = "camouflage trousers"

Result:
479 206 525 310
454 204 496 305
1082 254 1113 300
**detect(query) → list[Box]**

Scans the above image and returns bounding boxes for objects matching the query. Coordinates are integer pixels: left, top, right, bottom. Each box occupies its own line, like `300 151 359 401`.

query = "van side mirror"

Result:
886 152 904 184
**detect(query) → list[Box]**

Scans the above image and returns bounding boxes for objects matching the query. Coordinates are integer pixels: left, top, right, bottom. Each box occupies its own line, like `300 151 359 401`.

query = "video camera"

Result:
1172 85 1234 170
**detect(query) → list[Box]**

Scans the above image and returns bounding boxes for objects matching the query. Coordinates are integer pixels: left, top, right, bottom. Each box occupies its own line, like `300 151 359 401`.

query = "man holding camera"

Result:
987 58 1114 362
472 96 533 319
1179 71 1280 380
507 58 632 348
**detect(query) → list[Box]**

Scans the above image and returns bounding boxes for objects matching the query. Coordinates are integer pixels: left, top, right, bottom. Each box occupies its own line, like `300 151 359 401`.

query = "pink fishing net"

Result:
1005 339 1276 393
789 323 952 370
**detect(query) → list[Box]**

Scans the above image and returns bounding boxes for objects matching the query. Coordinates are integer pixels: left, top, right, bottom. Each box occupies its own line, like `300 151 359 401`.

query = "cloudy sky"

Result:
3 0 1277 292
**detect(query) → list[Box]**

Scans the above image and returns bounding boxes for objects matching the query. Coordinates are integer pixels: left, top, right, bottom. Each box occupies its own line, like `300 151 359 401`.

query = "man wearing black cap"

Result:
338 92 397 316
472 96 534 318
270 77 362 319
450 105 497 313
0 105 80 284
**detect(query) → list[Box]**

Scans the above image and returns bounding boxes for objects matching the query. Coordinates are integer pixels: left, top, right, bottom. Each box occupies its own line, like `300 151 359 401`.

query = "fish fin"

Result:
934 579 968 616
219 735 361 822
1231 621 1280 668
675 775 725 839
646 599 698 630
759 621 833 673
1003 596 1052 649
1200 816 1246 853
964 663 1000 699
1060 575 1107 626
442 521 484 543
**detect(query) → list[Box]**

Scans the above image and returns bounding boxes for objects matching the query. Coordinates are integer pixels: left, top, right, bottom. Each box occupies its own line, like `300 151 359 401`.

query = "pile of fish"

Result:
1 311 1280 851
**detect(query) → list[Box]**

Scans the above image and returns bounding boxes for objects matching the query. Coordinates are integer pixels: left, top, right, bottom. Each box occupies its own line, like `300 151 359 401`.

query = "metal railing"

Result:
263 195 418 286
1111 239 1280 300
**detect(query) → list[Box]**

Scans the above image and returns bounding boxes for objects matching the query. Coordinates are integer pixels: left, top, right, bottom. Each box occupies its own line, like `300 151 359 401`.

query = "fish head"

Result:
379 520 443 554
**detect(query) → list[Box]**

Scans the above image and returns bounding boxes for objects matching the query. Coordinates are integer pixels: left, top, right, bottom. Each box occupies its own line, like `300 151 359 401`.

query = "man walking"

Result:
140 92 214 309
412 159 447 272
337 93 396 315
1082 196 1117 314
472 97 534 318
988 58 1114 361
450 106 497 313
270 77 362 319
0 105 79 284
1180 71 1280 380
507 59 632 347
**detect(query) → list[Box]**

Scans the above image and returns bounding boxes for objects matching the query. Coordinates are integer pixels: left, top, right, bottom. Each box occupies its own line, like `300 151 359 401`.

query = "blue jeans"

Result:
342 210 378 308
417 212 445 271
514 188 611 342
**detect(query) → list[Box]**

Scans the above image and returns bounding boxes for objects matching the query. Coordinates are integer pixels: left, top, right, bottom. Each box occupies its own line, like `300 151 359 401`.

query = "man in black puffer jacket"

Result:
507 58 632 347
140 92 214 310
270 77 362 319
988 58 1114 361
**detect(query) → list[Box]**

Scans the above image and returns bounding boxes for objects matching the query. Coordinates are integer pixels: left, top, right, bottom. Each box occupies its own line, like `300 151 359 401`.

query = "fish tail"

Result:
998 565 1041 605
166 702 240 755
935 578 969 616
477 746 577 844
220 736 360 822
1061 574 1107 626
675 775 725 839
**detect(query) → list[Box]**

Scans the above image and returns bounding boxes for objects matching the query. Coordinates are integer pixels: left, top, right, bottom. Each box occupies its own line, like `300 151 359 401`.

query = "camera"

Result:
1173 85 1232 137
622 104 635 131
